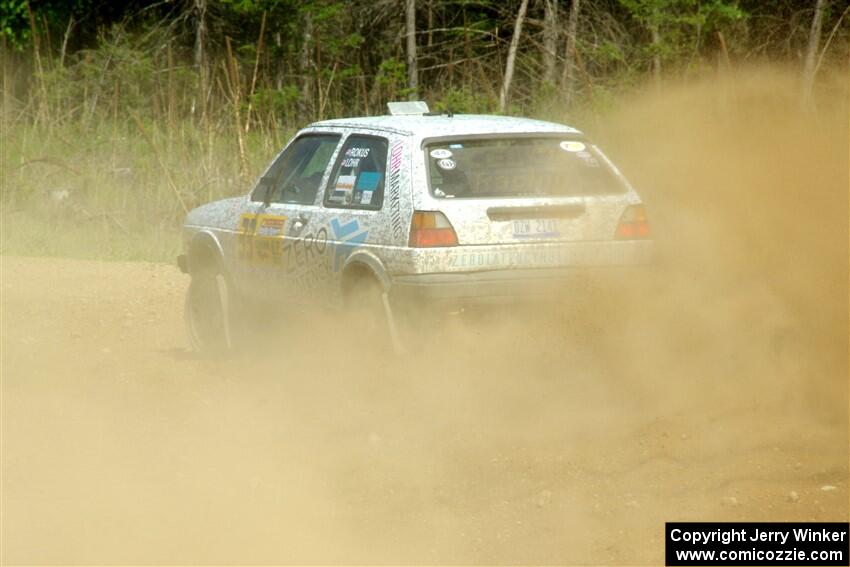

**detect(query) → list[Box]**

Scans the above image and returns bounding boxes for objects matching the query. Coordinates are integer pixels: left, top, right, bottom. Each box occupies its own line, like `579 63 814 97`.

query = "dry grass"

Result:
2 116 295 261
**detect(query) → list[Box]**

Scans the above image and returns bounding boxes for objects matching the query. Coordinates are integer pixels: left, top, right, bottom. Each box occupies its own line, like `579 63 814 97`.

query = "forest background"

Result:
1 0 847 261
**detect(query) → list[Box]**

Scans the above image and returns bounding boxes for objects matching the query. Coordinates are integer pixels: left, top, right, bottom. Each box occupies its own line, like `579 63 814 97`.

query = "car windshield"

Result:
425 137 626 198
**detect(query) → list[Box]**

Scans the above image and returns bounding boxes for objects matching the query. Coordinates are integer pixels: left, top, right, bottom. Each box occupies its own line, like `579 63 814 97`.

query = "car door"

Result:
230 175 278 297
253 132 342 302
309 132 392 307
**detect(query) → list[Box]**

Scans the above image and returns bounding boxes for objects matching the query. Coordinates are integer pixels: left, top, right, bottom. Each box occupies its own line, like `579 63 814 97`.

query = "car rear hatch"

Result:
422 136 636 245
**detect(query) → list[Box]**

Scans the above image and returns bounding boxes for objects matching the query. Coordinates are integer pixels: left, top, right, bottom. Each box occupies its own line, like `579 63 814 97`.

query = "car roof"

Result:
308 113 582 141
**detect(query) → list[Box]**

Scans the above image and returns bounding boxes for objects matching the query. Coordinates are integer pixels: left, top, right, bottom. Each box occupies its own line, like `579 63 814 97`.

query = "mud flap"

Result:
381 291 407 356
216 273 233 350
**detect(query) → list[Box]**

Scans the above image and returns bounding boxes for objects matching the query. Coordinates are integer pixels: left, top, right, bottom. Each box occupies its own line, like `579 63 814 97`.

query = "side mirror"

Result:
252 176 275 206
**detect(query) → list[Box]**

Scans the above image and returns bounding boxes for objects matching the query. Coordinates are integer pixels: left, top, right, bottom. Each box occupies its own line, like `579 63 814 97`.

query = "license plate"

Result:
512 218 560 239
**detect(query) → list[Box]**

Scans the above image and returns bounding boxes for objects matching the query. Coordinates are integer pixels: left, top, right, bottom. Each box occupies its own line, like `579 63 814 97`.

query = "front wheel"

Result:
185 265 234 354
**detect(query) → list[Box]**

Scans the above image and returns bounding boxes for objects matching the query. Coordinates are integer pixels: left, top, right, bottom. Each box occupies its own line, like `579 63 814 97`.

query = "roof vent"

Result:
387 100 430 116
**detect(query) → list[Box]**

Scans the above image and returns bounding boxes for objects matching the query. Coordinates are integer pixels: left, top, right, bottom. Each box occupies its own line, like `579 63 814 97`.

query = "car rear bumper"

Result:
388 239 653 308
389 264 651 308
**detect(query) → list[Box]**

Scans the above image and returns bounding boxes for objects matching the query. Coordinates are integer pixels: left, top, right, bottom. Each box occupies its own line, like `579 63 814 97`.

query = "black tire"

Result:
185 262 235 354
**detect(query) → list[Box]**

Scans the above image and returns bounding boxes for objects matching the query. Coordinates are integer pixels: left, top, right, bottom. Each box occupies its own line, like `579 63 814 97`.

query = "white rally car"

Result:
178 101 652 352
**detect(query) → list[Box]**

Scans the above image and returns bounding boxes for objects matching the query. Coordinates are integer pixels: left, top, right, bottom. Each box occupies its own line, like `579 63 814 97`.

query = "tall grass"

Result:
2 115 295 261
2 21 843 263
1 26 304 262
0 23 619 263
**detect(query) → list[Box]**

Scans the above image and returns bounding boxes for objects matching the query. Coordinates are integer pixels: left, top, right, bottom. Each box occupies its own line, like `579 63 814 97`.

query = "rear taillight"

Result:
409 211 458 247
615 204 651 240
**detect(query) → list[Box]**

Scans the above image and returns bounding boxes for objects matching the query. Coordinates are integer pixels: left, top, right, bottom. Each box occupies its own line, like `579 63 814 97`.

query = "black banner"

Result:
666 522 849 566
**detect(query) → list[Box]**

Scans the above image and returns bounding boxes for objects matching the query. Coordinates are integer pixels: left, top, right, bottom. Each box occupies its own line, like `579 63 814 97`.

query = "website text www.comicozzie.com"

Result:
673 547 844 563
665 523 850 566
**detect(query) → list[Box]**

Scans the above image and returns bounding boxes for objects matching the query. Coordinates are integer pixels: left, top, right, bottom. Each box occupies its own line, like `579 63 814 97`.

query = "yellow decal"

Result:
237 213 287 265
560 140 586 152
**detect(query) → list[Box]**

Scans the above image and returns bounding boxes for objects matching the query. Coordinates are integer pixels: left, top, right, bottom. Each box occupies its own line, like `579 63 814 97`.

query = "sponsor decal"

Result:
388 141 405 241
330 174 357 204
345 147 370 158
282 227 328 274
560 140 586 152
237 213 287 265
576 150 599 167
330 217 369 272
356 171 381 191
341 146 370 168
430 148 453 159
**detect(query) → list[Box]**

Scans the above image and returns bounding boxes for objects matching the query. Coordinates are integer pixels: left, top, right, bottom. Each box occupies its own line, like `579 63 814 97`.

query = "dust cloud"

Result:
2 67 848 564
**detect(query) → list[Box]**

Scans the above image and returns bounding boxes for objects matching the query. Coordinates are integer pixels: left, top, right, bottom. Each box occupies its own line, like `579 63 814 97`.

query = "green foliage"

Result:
433 86 493 114
374 57 408 100
0 0 29 49
2 0 847 264
596 39 627 65
618 0 746 68
34 25 196 125
251 85 300 120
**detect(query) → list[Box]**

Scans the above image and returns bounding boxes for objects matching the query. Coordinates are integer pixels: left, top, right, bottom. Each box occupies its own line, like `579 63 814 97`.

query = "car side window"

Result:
252 134 341 205
324 135 388 210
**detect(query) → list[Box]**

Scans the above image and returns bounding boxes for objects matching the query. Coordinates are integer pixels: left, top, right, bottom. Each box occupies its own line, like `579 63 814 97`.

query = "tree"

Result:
299 10 314 119
802 0 827 109
562 0 581 106
618 0 745 87
499 0 529 112
193 0 208 121
406 0 418 99
542 0 558 85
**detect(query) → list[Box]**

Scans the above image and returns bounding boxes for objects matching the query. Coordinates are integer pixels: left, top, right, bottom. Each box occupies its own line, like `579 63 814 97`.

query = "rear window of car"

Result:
425 137 626 198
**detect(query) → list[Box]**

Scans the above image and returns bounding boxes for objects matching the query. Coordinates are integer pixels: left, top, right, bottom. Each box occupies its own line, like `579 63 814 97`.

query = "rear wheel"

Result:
185 262 234 354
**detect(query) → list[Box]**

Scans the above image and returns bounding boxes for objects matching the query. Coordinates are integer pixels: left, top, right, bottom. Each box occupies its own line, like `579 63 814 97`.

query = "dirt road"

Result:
2 255 846 564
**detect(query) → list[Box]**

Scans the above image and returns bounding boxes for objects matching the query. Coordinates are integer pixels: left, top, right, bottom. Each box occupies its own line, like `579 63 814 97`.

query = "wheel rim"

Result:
186 271 232 351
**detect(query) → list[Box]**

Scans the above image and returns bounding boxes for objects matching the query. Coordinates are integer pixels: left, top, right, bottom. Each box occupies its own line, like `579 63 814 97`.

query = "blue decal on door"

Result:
330 217 369 271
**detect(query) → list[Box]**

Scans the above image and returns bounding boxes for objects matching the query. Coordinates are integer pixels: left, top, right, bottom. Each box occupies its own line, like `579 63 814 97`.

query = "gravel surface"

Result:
1 255 847 564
